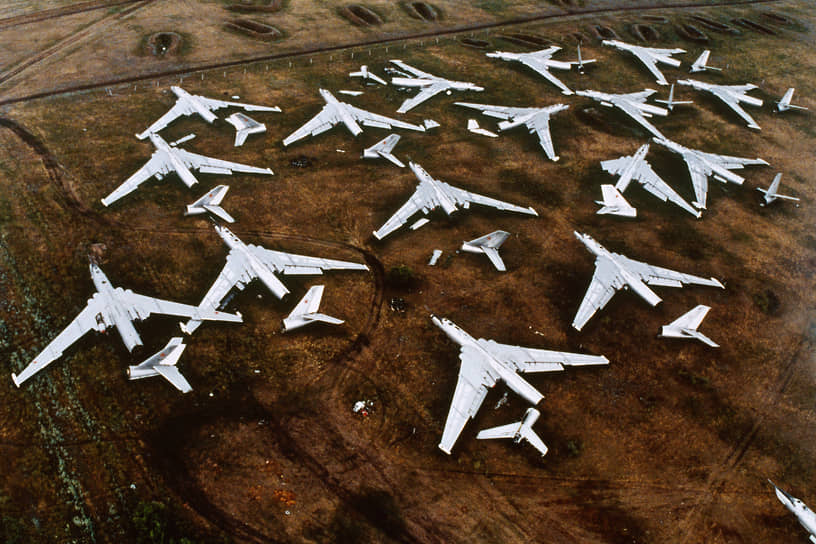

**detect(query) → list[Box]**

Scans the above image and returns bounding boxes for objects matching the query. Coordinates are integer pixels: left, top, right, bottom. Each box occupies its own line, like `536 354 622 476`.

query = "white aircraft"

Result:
466 119 498 138
349 65 388 86
431 315 609 455
476 407 549 456
776 88 808 112
461 230 510 271
659 305 718 347
758 173 799 206
362 134 405 167
677 79 763 129
389 59 484 113
575 43 594 74
372 162 538 240
454 101 569 161
656 83 693 111
282 89 425 146
281 285 344 332
575 89 668 139
11 262 242 387
602 40 685 86
100 132 273 207
127 337 192 393
225 112 266 146
653 137 768 209
572 232 724 331
181 224 367 334
770 480 816 543
596 184 637 217
136 86 280 140
485 46 595 95
601 143 700 217
184 184 235 223
689 50 721 73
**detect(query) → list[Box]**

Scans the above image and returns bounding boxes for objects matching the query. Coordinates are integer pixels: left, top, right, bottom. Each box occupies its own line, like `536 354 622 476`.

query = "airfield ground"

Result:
1 1 815 542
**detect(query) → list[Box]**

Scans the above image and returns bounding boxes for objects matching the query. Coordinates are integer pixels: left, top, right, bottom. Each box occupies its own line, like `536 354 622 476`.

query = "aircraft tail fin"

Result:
521 427 549 456
466 230 510 249
596 185 637 217
304 313 345 326
476 422 521 441
203 204 236 223
154 364 193 393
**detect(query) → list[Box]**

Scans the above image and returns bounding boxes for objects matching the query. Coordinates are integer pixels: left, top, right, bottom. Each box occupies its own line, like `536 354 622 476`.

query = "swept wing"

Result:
439 347 496 454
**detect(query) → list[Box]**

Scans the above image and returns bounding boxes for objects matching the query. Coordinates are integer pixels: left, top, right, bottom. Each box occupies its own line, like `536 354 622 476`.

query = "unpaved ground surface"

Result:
1 1 815 542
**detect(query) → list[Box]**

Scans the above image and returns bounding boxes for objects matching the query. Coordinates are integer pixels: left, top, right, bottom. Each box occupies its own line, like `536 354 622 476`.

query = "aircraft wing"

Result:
710 90 761 128
176 148 272 176
477 339 609 372
249 244 367 275
138 101 192 139
439 346 496 454
396 82 450 113
518 57 573 94
618 254 723 288
572 257 624 331
476 421 520 440
634 53 670 85
282 105 339 146
154 365 193 393
522 428 549 456
390 59 435 79
194 250 255 316
121 289 240 321
454 102 523 120
347 104 425 131
614 99 665 138
199 95 280 113
524 113 558 161
444 182 538 216
670 305 710 330
12 296 105 386
682 157 713 209
625 160 700 217
373 182 436 240
101 154 165 206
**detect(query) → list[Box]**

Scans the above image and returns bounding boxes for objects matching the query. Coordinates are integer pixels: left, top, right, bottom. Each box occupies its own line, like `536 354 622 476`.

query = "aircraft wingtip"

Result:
11 374 20 388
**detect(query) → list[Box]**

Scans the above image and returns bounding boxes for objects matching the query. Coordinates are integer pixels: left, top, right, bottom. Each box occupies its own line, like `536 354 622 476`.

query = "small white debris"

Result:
428 249 442 266
209 392 214 397
336 149 346 153
423 119 440 130
130 484 136 490
338 90 364 96
285 510 291 516
232 95 240 99
410 217 430 230
253 369 261 374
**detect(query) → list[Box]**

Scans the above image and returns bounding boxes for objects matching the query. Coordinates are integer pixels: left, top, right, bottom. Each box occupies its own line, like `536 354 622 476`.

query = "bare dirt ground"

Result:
1 0 815 542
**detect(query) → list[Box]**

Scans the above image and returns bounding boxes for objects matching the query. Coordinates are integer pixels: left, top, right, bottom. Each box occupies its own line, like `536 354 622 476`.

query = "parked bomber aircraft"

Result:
653 137 768 209
282 89 425 146
776 88 808 112
770 480 816 543
600 143 700 217
185 184 235 222
362 134 405 167
476 407 549 456
575 89 668 139
689 50 721 73
136 86 280 140
11 262 242 387
461 230 511 271
758 173 800 206
677 79 763 129
659 305 718 347
602 40 685 86
454 101 569 161
181 225 368 334
572 232 724 331
101 132 273 207
372 162 538 240
485 46 594 95
127 337 192 393
431 315 609 454
389 59 484 113
281 285 344 332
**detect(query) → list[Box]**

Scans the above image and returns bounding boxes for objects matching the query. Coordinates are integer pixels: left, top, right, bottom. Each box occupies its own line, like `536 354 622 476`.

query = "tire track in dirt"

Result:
0 0 143 30
676 318 814 543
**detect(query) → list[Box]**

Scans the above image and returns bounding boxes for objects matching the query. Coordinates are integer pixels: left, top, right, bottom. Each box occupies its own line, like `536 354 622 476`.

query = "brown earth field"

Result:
1 0 816 543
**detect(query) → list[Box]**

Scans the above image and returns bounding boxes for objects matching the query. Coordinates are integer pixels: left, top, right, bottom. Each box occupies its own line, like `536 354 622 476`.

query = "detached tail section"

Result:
461 230 510 271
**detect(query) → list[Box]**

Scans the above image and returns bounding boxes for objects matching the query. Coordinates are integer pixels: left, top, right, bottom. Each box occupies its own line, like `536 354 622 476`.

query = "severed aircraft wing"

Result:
282 105 340 146
477 338 609 373
101 154 166 206
476 421 520 440
138 101 195 139
683 157 713 209
154 365 193 393
614 99 665 139
709 89 761 129
347 104 426 131
439 346 497 454
396 82 451 113
390 59 436 79
522 427 549 456
198 95 280 113
373 181 436 240
617 254 724 289
176 148 273 176
603 155 699 217
524 112 559 161
572 257 625 331
668 305 710 331
444 182 539 216
455 102 522 120
633 53 669 85
249 244 368 275
517 56 573 95
12 296 105 386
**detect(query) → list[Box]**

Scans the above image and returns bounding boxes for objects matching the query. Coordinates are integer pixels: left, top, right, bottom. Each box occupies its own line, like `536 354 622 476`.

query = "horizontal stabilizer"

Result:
203 205 236 223
596 185 637 217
